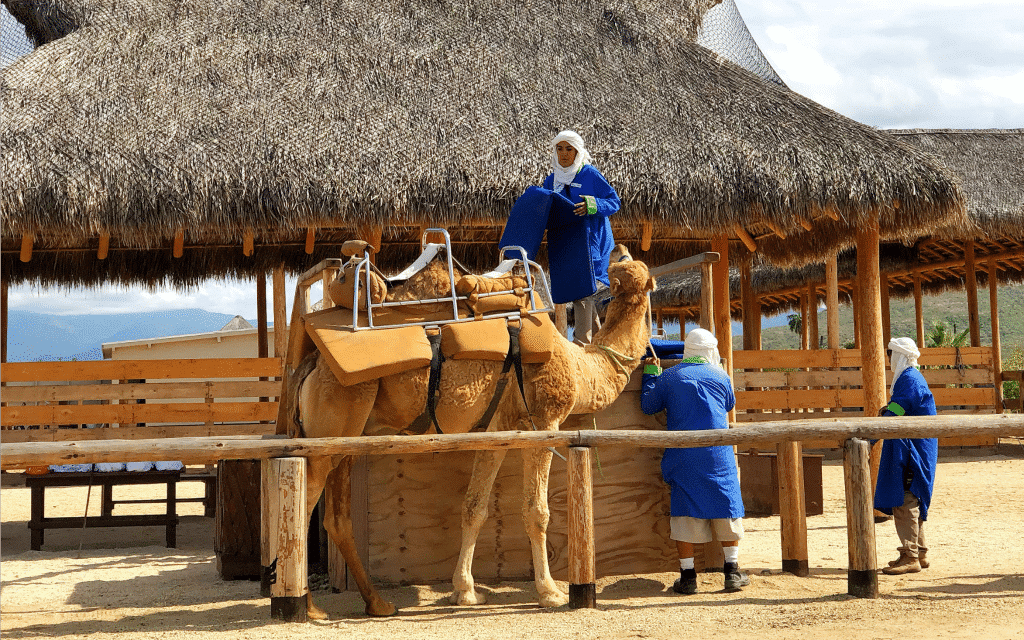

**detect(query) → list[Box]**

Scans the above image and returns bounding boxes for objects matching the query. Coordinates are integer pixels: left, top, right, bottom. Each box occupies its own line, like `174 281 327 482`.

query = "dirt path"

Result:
3 452 1024 639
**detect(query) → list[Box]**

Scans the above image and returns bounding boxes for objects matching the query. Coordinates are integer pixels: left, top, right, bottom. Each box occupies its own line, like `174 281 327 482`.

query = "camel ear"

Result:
646 276 657 293
610 277 622 296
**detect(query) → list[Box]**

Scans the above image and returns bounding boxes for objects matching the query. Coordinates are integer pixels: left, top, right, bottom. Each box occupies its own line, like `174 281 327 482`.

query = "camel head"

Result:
609 243 632 265
608 260 655 299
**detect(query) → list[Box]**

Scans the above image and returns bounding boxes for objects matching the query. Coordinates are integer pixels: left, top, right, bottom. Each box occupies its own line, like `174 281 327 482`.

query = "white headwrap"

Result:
684 328 723 369
550 130 592 195
888 337 921 395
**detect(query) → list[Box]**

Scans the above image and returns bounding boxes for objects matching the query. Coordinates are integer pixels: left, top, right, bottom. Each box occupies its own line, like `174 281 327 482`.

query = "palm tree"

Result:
787 313 802 336
925 320 969 348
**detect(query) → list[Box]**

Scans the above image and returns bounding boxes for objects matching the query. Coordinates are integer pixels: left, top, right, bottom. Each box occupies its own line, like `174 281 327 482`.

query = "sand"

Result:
3 450 1024 640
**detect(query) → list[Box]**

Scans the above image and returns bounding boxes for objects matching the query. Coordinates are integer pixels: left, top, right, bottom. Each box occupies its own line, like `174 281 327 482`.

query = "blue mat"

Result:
646 338 687 360
500 186 596 304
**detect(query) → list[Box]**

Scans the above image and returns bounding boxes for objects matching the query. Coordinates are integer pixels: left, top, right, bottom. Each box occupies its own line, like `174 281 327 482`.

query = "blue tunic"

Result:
874 368 938 520
640 362 744 519
542 164 620 287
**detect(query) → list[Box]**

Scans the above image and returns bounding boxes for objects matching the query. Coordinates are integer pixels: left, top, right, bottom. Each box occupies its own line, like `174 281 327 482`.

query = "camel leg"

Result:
323 456 396 617
304 455 342 620
452 449 507 605
522 446 568 607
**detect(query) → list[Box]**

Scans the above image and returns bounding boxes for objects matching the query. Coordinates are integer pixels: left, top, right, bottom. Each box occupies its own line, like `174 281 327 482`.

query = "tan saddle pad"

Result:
441 313 554 363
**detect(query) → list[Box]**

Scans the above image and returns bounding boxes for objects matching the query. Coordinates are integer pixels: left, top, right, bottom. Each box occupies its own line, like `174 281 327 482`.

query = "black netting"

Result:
1 4 34 68
696 0 786 87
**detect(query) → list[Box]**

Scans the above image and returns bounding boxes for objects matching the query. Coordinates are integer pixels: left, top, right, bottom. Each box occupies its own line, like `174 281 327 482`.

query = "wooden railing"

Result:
1 358 281 443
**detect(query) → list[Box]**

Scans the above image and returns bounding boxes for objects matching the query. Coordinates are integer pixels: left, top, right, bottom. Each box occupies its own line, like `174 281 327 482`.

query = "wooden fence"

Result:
1 358 281 442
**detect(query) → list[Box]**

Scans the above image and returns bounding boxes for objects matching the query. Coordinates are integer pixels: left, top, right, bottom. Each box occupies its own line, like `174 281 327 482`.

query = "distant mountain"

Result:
5 309 261 362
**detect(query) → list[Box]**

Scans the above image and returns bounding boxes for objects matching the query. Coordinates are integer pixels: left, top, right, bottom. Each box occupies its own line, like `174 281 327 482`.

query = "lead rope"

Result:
78 468 95 556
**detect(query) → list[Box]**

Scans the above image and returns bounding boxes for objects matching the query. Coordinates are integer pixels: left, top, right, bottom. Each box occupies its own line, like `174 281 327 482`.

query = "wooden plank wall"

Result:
357 371 676 586
732 347 999 446
1 358 281 443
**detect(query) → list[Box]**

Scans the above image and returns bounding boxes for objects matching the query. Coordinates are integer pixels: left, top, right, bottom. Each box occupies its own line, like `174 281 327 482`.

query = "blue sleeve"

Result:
588 171 620 219
542 174 553 190
724 377 736 413
640 373 664 415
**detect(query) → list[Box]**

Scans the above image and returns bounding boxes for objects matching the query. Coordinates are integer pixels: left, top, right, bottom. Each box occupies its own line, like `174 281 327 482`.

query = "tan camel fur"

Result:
295 258 655 618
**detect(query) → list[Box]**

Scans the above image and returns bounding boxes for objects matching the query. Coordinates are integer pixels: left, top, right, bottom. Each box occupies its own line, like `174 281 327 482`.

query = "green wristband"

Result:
643 364 662 376
583 195 597 215
886 401 906 416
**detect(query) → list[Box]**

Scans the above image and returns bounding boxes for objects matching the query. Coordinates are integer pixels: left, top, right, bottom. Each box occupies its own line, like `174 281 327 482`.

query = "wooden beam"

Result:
823 204 841 221
766 222 787 239
799 291 810 350
797 217 813 231
97 233 110 260
777 440 808 576
1 277 7 365
567 446 597 609
740 253 760 351
880 272 891 346
19 233 33 262
243 230 255 257
734 225 757 253
700 262 714 332
844 438 878 598
826 253 840 350
989 259 1003 413
965 240 981 347
641 221 653 252
711 235 733 422
257 273 269 359
914 272 924 346
305 227 316 254
807 281 819 350
273 264 287 363
357 225 384 264
173 230 184 258
649 252 720 278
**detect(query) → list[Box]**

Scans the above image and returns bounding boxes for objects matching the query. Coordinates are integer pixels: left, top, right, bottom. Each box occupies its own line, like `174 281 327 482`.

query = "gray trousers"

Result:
893 490 928 558
571 284 608 346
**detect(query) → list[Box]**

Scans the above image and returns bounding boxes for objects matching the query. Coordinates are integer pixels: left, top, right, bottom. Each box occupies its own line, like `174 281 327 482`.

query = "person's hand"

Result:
574 200 587 216
643 356 660 367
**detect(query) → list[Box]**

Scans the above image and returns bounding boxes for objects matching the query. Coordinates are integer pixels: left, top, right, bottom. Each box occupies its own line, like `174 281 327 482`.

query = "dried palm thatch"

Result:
2 0 967 288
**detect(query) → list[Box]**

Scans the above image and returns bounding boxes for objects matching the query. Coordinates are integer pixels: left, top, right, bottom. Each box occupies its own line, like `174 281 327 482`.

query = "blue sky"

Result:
4 0 1022 319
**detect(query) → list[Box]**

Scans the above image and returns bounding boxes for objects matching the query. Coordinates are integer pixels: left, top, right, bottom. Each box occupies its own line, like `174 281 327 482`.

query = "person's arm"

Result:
640 359 665 416
880 373 911 417
542 174 554 190
580 171 620 218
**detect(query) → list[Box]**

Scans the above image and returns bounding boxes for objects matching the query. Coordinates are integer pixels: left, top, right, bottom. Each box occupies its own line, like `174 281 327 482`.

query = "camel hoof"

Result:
365 599 397 617
306 593 330 620
538 589 569 608
453 589 487 606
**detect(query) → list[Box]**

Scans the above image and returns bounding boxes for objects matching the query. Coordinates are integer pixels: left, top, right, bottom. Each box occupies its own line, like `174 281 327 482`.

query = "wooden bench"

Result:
25 469 217 550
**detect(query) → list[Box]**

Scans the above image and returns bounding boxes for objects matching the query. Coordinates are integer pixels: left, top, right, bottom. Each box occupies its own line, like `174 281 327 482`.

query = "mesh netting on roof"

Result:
1 5 33 67
697 0 786 87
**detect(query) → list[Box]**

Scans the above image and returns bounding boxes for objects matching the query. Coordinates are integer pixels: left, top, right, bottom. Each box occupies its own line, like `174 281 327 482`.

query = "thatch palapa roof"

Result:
2 0 967 287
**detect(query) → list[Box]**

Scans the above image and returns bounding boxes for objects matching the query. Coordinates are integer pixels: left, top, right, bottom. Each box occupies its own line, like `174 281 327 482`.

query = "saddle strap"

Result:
405 332 445 435
470 323 535 433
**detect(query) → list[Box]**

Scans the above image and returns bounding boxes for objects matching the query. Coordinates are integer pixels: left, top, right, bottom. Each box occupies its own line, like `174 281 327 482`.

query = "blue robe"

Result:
542 164 620 287
874 368 938 520
641 362 744 519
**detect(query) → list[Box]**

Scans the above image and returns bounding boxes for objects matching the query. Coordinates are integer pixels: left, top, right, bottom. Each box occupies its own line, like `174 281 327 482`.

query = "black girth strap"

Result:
405 331 445 435
470 323 534 433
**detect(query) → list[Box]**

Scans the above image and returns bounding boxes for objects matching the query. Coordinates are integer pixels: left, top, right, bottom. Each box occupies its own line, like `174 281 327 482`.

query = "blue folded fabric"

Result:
646 338 687 360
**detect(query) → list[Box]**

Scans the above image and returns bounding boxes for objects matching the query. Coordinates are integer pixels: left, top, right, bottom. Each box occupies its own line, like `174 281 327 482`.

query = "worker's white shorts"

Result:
670 517 744 544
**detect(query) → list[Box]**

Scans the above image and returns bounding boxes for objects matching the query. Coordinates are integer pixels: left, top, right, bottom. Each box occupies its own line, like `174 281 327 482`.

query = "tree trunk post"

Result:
777 440 809 575
844 438 878 598
913 272 925 347
711 236 733 422
826 253 840 350
567 446 596 609
263 457 308 622
989 259 1003 412
965 241 981 347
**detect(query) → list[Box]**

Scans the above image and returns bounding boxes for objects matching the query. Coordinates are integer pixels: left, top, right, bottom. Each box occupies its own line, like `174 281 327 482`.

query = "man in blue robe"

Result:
875 337 938 575
641 328 749 594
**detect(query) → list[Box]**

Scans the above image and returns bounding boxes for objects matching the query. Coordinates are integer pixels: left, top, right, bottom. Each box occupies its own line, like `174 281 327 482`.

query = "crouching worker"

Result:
640 328 749 594
875 337 937 575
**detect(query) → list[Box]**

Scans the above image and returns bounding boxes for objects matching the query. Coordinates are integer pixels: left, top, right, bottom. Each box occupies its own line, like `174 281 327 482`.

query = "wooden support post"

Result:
555 304 568 338
826 253 840 350
263 457 308 622
567 446 597 609
844 438 878 598
965 241 981 347
799 292 810 351
273 265 287 363
1 277 7 365
97 233 110 260
740 253 759 351
257 274 269 359
20 233 33 262
700 262 714 332
710 236 732 376
880 272 891 346
989 259 1003 413
641 221 653 252
851 278 861 349
856 218 886 418
734 225 757 253
173 230 184 259
243 230 255 257
913 272 924 347
807 281 819 350
304 227 316 254
777 440 809 576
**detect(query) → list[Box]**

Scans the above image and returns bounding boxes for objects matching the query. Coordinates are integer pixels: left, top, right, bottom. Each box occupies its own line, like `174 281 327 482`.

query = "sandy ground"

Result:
3 448 1024 640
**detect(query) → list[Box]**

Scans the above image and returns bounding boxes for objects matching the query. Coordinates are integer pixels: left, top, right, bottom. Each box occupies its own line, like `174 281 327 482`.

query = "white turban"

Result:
550 130 592 195
888 337 921 395
684 328 722 369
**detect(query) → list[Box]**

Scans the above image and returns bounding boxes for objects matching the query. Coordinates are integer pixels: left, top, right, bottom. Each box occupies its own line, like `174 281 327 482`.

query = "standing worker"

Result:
542 130 620 344
875 337 937 575
640 328 749 594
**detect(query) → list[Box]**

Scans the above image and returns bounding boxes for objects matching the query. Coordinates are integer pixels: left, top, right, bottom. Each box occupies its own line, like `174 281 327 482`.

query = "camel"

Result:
292 256 655 618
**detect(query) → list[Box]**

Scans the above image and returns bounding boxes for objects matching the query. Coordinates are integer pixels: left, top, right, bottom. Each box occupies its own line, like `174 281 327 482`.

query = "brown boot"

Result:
882 555 921 575
919 550 929 569
887 550 911 567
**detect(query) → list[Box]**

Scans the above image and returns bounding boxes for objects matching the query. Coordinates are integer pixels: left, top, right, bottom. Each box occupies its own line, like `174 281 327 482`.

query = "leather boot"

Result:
882 554 921 575
918 549 929 569
887 550 911 567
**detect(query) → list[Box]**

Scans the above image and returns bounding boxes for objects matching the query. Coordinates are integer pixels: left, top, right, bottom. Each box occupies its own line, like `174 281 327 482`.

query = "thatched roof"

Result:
1 0 967 287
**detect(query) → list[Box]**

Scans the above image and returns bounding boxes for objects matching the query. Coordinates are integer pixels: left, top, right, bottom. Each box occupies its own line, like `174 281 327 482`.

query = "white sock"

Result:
679 557 695 571
723 546 739 564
